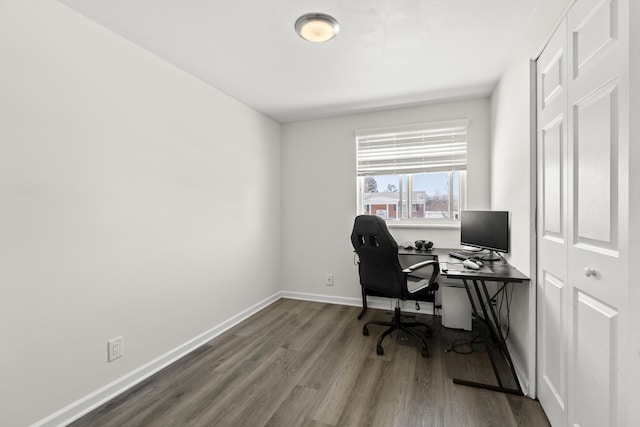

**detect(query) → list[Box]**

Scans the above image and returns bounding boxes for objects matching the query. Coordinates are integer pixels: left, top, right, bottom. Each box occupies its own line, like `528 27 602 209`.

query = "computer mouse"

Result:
463 259 480 270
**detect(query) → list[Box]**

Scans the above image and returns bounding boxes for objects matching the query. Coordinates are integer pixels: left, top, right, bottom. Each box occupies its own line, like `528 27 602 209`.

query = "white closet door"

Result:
567 0 629 426
536 17 569 427
537 0 630 425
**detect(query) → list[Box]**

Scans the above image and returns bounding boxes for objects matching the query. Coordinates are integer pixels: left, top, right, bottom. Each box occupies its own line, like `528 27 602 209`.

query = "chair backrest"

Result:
350 215 404 298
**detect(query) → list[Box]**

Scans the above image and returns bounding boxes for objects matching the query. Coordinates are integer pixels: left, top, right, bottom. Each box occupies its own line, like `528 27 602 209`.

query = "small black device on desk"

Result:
414 240 433 250
401 240 433 251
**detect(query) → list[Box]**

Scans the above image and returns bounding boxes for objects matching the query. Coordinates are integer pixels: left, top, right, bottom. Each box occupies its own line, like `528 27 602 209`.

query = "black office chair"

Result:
350 215 439 358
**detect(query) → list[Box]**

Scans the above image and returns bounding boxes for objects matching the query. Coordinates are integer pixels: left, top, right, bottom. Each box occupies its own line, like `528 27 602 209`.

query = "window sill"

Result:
386 220 460 229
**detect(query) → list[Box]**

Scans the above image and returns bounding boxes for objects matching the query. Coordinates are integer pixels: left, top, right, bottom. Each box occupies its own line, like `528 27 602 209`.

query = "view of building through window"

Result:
362 172 461 220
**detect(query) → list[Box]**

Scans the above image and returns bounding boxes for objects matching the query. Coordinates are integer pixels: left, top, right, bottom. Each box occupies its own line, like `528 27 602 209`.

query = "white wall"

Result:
281 99 490 300
0 2 281 425
490 0 573 395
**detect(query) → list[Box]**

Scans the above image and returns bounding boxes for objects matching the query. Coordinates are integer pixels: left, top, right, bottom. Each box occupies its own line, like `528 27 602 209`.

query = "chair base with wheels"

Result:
362 300 432 358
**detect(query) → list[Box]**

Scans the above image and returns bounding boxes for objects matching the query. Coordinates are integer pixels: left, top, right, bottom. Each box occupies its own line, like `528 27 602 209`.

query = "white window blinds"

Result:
355 119 469 176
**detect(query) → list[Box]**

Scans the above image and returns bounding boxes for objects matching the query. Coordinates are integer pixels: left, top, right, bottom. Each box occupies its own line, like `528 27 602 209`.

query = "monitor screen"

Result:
460 210 509 253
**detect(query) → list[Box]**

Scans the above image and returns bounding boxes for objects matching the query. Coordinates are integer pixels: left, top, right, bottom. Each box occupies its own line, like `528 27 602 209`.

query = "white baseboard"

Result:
280 290 436 315
32 292 282 427
280 291 362 307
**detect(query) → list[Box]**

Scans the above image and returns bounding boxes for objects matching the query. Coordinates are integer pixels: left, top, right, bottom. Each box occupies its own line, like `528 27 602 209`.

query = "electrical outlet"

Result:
325 273 334 286
108 336 123 362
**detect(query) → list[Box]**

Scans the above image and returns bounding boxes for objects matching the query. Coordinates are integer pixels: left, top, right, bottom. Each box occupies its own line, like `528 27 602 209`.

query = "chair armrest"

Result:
402 260 438 273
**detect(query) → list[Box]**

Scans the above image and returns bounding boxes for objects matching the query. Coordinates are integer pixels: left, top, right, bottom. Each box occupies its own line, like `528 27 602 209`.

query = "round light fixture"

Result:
295 13 340 43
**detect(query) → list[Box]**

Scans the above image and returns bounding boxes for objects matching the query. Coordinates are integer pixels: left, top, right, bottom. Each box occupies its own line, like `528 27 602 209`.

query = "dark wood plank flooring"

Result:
71 298 550 426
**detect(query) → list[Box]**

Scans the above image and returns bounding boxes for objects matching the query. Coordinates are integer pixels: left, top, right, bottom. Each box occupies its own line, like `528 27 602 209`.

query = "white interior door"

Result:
536 17 569 427
567 0 628 426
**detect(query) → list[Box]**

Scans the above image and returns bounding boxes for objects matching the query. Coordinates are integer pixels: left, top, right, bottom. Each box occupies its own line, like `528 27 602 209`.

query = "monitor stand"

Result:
479 250 502 261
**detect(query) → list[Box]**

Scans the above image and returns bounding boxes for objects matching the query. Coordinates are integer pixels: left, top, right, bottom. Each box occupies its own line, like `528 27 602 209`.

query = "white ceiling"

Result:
59 0 540 123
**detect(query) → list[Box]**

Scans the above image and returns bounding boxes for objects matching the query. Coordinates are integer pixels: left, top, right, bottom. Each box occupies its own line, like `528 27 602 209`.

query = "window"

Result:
356 120 468 223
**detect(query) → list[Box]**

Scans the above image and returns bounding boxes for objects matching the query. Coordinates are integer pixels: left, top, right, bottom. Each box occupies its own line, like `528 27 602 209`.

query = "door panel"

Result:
567 0 627 426
542 50 564 108
573 291 618 427
542 118 564 236
540 272 566 410
574 81 619 248
536 17 568 427
572 0 618 78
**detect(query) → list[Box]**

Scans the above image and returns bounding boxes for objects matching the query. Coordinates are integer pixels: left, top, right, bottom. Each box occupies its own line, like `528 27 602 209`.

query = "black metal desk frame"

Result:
397 248 528 396
455 277 524 395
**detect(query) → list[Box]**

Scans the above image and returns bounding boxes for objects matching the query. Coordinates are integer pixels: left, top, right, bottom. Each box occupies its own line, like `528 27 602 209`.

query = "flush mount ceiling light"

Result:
295 13 340 43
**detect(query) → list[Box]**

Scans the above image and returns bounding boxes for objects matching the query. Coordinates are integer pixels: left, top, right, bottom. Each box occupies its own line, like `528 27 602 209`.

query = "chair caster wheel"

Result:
376 345 384 356
421 348 429 358
363 326 369 336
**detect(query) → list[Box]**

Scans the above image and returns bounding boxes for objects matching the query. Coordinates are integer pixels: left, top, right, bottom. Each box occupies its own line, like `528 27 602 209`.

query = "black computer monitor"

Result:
460 210 509 254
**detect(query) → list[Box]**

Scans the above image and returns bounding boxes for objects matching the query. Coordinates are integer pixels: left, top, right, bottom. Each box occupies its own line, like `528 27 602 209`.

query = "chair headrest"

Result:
351 215 398 250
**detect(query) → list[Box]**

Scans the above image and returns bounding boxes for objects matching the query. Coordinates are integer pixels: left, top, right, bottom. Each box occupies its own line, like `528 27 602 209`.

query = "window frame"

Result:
355 119 469 228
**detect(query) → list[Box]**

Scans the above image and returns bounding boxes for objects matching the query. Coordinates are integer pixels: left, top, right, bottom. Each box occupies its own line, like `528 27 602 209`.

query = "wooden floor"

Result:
71 299 550 427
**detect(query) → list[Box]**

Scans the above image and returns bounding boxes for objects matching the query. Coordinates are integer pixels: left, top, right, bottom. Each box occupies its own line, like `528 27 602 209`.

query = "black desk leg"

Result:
452 279 523 396
479 280 523 395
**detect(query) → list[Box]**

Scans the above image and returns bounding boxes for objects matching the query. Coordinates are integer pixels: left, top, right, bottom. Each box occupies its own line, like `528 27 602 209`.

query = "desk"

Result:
398 248 529 396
